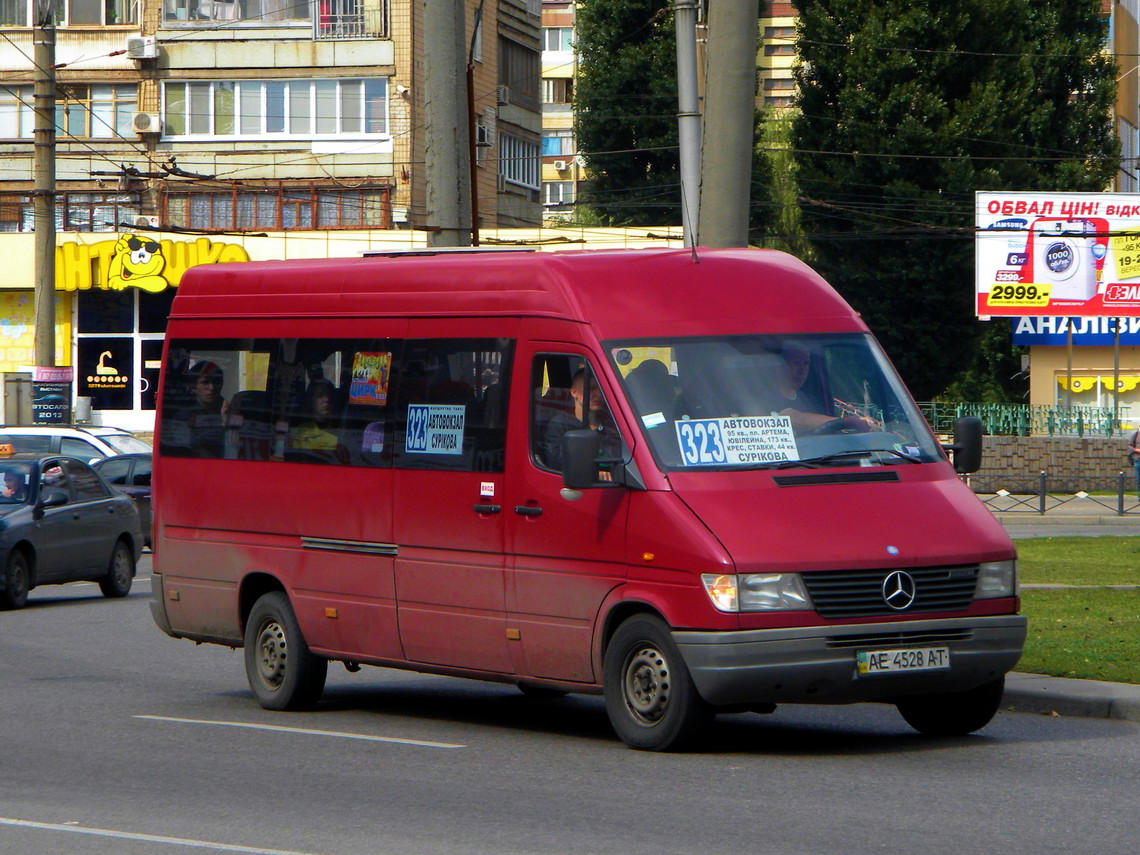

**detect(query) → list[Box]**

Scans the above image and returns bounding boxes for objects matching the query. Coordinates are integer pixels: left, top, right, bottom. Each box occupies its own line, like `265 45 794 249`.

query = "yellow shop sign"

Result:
56 234 251 293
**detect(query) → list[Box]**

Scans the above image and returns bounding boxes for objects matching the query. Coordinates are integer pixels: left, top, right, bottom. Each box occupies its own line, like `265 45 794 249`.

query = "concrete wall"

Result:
968 435 1133 493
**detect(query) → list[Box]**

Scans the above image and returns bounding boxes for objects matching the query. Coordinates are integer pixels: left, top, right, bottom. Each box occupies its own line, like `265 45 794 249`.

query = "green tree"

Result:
792 0 1117 400
574 0 681 225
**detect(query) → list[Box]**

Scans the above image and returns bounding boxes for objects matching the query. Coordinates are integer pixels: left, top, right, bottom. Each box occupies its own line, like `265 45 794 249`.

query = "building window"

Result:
499 38 540 111
162 184 392 231
0 0 136 26
763 43 795 56
541 77 573 105
542 181 574 207
163 78 387 137
499 132 539 189
0 84 137 139
0 192 140 233
542 26 573 52
762 76 796 92
763 26 795 40
163 0 309 25
541 129 573 156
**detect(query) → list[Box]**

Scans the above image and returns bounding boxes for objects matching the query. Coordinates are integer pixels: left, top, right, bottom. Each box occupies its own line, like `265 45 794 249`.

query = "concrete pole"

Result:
674 1 701 247
697 0 759 248
33 12 56 367
422 0 472 247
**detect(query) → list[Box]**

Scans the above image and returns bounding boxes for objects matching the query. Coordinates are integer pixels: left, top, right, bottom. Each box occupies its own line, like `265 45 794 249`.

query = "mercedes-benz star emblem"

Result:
882 570 916 610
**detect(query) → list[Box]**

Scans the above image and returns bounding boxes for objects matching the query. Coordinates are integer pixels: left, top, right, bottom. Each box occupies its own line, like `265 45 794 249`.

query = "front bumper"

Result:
674 615 1027 706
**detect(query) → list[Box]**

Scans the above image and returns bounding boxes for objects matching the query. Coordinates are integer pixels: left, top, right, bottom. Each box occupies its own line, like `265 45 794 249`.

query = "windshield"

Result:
607 334 942 470
0 461 33 504
101 434 152 455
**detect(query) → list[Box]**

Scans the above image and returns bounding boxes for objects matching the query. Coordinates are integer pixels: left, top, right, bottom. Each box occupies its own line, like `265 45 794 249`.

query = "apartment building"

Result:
539 0 576 220
0 0 542 234
0 0 541 427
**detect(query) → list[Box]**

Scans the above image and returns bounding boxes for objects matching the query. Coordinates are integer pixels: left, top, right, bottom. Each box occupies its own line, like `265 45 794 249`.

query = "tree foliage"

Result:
792 0 1118 399
575 0 681 225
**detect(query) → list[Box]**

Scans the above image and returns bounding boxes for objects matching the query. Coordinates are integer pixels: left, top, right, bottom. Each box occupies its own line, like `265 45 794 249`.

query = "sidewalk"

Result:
1003 673 1140 723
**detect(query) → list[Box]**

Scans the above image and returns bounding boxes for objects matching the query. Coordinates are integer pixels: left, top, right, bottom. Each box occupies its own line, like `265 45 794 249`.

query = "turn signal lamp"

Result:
701 574 738 612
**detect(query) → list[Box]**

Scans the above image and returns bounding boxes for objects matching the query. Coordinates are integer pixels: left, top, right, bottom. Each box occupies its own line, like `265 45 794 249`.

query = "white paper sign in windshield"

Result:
675 416 799 466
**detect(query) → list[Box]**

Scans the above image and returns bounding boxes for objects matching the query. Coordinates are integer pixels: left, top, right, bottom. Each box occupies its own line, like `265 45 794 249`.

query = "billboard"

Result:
976 192 1140 318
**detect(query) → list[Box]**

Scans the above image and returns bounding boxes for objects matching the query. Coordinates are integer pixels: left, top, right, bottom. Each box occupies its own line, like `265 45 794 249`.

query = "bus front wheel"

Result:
244 591 328 711
603 614 712 751
895 677 1005 736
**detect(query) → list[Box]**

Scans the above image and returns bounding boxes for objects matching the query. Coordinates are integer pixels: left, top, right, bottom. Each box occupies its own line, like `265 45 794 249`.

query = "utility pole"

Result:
674 0 701 247
698 0 759 248
33 3 56 367
423 0 472 247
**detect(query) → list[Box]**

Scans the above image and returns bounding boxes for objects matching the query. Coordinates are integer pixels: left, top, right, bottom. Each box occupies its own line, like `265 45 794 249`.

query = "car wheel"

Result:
1 550 30 610
98 540 134 598
896 677 1006 736
603 614 712 751
244 591 328 711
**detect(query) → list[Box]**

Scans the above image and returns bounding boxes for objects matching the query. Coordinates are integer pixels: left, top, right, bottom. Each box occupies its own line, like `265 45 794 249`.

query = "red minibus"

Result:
150 247 1025 750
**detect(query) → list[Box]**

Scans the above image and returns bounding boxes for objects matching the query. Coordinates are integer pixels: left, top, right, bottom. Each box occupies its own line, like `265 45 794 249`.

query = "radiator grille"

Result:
802 566 979 619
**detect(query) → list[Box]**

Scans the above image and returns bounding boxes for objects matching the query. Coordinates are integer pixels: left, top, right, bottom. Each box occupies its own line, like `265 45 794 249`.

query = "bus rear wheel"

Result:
244 591 328 711
603 615 711 751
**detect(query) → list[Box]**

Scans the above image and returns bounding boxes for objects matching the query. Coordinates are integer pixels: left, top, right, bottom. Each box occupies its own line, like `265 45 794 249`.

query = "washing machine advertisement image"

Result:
976 192 1140 318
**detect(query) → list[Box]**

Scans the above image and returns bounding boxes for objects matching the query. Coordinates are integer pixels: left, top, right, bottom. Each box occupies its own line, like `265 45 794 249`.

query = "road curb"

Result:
1002 672 1140 722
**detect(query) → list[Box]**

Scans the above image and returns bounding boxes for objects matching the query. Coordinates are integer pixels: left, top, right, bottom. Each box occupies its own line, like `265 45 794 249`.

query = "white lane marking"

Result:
0 816 321 854
134 714 466 749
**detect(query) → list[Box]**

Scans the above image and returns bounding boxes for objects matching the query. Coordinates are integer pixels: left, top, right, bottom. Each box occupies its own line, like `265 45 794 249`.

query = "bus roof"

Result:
169 247 866 339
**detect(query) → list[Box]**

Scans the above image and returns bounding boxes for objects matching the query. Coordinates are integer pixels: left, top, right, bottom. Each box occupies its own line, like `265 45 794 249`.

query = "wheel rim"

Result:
8 557 27 601
622 644 671 725
253 618 288 691
112 547 131 588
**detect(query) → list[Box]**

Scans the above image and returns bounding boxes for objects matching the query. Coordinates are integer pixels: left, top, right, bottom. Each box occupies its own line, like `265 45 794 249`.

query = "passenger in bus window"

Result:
178 361 228 458
288 378 348 463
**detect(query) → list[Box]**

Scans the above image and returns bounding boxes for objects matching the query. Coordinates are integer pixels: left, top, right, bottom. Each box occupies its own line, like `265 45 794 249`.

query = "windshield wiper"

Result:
796 448 923 466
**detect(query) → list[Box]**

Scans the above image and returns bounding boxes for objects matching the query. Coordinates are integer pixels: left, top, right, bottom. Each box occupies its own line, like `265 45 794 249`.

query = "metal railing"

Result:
918 401 1124 437
975 471 1140 515
313 0 388 40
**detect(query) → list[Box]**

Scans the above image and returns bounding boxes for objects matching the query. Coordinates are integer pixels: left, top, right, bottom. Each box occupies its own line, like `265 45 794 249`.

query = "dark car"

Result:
0 453 144 610
93 453 152 548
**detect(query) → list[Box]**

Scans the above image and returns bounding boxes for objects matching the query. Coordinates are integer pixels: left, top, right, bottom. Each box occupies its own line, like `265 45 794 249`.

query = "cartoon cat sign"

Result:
107 234 169 293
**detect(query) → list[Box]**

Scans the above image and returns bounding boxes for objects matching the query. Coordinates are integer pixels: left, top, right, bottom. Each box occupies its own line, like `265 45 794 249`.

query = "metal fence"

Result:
918 402 1123 437
974 471 1140 515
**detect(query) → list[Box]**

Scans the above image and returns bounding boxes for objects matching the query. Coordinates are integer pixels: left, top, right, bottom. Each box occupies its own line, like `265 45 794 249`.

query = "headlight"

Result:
740 573 813 611
976 559 1018 599
702 572 813 612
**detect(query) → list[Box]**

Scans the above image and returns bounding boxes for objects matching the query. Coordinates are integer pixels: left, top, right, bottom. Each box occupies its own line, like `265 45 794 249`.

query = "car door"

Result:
391 333 516 673
503 344 632 683
42 459 120 579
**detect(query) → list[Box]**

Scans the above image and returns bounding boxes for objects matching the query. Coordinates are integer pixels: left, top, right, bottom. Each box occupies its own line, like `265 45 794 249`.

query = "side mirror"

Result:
39 488 70 508
562 429 601 490
949 416 983 474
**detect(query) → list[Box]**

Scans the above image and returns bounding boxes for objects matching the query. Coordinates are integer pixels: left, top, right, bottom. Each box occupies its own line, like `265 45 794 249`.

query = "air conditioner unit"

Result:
125 36 158 60
496 174 507 192
134 215 160 229
552 160 567 171
496 85 511 106
132 112 162 135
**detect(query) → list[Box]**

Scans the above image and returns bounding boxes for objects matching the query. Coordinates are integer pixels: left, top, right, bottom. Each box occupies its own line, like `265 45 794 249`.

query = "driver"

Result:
762 343 837 433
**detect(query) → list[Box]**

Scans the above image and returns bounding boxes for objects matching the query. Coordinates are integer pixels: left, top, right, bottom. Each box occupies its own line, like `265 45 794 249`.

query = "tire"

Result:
603 614 712 751
896 677 1006 737
1 550 30 610
244 591 328 711
99 540 134 598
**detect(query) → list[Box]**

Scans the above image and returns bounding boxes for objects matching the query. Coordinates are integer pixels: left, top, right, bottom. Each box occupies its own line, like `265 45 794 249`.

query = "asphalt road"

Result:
3 556 1140 855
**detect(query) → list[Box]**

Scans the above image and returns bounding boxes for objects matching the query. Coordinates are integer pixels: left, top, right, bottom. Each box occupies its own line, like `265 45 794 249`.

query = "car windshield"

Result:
607 334 942 470
0 461 33 503
101 434 153 455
